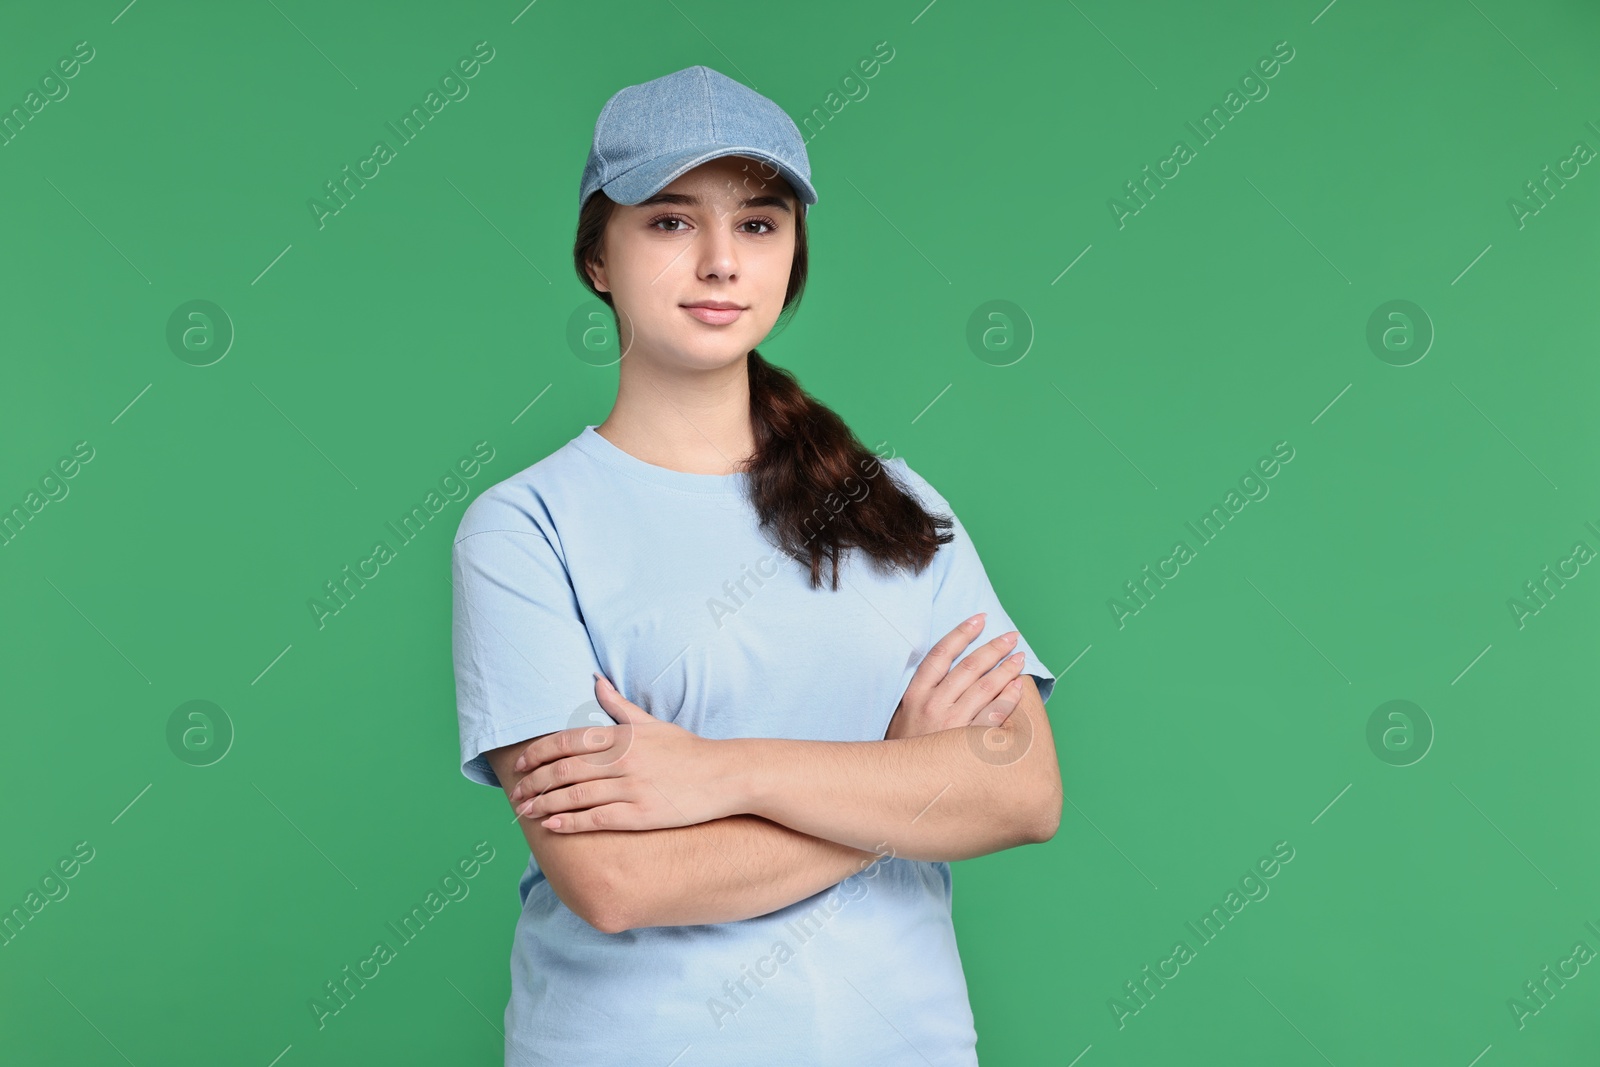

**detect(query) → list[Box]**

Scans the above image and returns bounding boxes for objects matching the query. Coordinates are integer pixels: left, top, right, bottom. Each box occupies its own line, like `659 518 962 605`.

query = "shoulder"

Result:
453 431 598 546
879 454 952 515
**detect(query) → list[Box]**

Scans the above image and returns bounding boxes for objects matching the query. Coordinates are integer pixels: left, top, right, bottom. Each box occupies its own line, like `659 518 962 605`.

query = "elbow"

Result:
572 895 633 936
566 877 628 933
551 855 634 934
582 877 637 935
1019 787 1063 845
588 903 632 936
1026 804 1062 844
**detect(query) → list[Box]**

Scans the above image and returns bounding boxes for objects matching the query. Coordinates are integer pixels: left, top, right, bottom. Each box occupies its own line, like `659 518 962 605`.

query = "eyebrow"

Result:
635 192 794 215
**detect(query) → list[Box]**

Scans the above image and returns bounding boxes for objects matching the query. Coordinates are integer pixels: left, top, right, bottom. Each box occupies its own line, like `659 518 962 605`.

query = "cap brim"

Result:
601 144 817 208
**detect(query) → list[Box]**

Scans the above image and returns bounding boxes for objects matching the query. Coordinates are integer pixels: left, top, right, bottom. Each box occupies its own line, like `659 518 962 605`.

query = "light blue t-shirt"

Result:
450 424 1056 1066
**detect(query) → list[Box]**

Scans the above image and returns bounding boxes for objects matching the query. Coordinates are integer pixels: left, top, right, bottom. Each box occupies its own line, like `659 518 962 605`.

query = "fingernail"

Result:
965 613 985 630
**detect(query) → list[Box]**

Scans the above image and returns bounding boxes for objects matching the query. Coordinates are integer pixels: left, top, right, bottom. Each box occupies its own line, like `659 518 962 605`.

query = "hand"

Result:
506 673 739 833
884 613 1027 741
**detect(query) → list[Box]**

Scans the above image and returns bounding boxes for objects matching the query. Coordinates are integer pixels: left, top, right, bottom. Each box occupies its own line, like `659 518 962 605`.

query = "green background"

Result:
2 0 1597 1063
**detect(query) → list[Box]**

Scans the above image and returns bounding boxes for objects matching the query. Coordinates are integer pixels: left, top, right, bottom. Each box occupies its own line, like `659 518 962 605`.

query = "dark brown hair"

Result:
573 186 952 590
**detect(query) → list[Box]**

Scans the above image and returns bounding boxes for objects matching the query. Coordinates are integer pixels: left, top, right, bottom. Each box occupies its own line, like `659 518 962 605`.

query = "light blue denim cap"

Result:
579 65 817 214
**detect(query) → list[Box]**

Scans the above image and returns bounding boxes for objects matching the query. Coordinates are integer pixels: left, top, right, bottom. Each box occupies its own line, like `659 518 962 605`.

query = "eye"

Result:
645 213 779 235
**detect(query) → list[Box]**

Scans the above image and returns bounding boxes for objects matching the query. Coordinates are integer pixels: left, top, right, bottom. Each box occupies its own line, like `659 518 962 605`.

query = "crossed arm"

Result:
485 672 1060 934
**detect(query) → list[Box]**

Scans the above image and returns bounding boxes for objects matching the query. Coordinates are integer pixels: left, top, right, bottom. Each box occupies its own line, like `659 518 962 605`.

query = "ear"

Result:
586 254 609 293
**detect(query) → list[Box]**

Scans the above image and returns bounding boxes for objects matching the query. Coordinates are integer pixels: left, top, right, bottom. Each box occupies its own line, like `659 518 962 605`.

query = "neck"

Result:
597 351 756 476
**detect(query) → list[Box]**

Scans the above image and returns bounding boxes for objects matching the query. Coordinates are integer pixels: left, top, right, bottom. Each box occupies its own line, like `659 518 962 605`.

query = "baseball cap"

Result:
578 65 817 215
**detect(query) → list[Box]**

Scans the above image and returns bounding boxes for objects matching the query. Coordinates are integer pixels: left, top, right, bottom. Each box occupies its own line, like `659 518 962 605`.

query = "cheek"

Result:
610 267 680 322
747 300 784 336
753 248 794 303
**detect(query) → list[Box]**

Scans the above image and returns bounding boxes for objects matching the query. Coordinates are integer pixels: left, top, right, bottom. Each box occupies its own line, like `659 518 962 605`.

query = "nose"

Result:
695 214 739 282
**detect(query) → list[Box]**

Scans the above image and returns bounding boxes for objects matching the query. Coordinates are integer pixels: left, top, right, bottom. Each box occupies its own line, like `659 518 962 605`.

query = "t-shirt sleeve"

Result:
450 492 606 789
892 458 1057 704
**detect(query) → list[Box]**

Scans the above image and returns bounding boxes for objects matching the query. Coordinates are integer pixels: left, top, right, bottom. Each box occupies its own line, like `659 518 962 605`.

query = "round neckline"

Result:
573 425 749 495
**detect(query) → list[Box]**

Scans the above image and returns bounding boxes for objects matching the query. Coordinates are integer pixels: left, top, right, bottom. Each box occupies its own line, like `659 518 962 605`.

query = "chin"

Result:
669 325 758 357
689 343 754 368
684 342 755 370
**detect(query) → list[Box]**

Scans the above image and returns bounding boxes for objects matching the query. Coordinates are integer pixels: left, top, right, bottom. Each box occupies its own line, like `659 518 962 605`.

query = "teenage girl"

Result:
451 64 1061 1067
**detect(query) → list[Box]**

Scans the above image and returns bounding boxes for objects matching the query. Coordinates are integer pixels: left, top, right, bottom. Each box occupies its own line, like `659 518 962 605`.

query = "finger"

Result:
967 679 1036 766
511 735 546 773
902 614 988 703
595 672 657 724
936 630 1021 702
974 676 1025 727
512 682 646 772
516 717 629 775
510 749 620 804
515 778 626 821
540 803 635 833
949 652 1026 722
514 724 593 773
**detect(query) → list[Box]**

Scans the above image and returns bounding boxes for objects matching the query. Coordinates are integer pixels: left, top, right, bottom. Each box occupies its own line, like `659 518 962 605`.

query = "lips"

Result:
681 304 744 325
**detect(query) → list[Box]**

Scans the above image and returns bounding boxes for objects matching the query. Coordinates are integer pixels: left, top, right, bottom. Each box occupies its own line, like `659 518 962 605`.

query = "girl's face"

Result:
588 155 798 372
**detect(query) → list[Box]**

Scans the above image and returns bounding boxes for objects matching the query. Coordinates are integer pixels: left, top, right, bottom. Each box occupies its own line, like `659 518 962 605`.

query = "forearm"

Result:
729 717 1060 862
593 814 884 932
